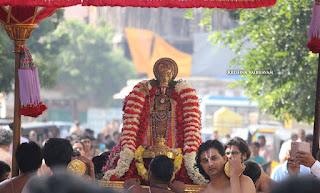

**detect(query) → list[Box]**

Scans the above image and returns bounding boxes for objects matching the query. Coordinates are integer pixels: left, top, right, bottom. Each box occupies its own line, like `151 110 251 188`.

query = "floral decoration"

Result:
103 80 204 184
134 145 183 181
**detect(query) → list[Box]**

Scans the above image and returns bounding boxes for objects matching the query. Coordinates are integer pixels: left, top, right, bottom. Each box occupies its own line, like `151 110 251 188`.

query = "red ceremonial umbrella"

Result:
0 1 81 177
83 0 277 9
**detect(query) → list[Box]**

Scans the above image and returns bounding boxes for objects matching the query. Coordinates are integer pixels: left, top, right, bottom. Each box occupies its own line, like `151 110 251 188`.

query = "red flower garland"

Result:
105 84 200 184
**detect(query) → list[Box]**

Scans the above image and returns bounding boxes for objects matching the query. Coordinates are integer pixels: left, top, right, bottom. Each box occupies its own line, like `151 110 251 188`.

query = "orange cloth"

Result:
125 28 153 73
125 27 192 78
150 35 192 78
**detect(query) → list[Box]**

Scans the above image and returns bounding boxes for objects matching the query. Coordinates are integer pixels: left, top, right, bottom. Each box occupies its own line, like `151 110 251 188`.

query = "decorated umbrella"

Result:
0 1 81 177
306 1 320 158
0 0 277 177
82 0 277 9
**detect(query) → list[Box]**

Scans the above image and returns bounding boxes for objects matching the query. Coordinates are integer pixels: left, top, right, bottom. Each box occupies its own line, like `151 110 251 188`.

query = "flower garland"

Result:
174 82 208 185
184 152 209 185
103 142 121 171
103 80 206 184
135 146 148 181
103 148 135 180
134 145 183 181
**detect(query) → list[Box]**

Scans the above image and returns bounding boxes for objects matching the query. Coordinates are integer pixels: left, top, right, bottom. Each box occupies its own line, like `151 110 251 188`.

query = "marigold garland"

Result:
134 145 183 181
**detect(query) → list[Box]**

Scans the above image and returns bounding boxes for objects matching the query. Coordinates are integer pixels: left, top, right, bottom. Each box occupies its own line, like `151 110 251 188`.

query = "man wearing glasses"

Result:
195 140 255 193
225 137 251 162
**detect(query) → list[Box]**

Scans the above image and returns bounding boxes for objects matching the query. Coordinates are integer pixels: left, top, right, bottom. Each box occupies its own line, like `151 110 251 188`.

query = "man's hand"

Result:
296 151 316 168
229 158 245 177
169 180 185 193
124 178 140 189
73 156 95 180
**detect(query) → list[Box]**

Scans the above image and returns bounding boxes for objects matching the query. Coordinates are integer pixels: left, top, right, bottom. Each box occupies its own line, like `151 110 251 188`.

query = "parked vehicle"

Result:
247 124 292 162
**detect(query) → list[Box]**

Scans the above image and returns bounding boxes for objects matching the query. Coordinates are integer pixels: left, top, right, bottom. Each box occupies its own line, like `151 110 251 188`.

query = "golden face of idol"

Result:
158 63 173 86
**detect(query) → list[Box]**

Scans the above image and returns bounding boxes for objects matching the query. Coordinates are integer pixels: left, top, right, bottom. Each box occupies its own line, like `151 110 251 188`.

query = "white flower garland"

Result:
103 148 135 180
103 80 203 183
184 152 209 185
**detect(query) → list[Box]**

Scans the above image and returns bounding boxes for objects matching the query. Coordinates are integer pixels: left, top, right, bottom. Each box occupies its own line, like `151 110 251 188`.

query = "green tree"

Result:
201 0 317 123
52 19 135 107
0 27 14 93
0 10 64 93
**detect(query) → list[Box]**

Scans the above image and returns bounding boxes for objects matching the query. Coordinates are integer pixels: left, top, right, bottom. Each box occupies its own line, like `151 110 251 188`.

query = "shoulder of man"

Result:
0 178 11 190
239 175 256 193
240 174 253 182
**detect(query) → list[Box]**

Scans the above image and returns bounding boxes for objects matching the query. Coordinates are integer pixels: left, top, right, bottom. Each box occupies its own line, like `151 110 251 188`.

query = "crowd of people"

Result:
1 123 320 193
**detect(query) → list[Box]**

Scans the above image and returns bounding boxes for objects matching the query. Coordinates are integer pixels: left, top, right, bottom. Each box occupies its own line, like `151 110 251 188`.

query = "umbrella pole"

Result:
3 23 37 177
12 40 23 177
313 55 320 158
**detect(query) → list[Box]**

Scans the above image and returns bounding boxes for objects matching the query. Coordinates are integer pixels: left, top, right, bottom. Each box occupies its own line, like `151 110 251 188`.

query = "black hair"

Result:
243 160 261 185
92 152 110 174
73 150 81 157
270 176 320 193
43 138 73 169
84 129 94 136
0 161 11 175
28 171 117 193
306 134 313 143
113 131 120 137
105 140 116 150
105 135 111 140
258 135 266 142
149 155 174 183
72 140 86 151
225 137 251 161
79 135 91 141
195 140 225 180
16 142 42 173
252 142 260 148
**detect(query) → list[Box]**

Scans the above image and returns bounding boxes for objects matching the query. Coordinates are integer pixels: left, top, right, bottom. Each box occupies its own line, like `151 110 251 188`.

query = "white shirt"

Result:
271 160 311 182
9 136 29 153
311 160 320 178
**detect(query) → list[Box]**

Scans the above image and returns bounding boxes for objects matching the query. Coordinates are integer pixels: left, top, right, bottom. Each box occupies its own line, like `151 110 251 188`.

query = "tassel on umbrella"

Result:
18 45 47 118
307 3 320 53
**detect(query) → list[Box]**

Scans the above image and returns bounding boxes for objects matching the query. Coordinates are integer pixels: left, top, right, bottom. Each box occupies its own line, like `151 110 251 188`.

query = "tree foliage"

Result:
0 10 64 93
201 0 317 123
0 27 14 93
51 19 135 107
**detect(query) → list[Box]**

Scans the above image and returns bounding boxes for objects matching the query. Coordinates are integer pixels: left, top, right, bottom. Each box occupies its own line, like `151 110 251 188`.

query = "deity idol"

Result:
103 58 207 185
